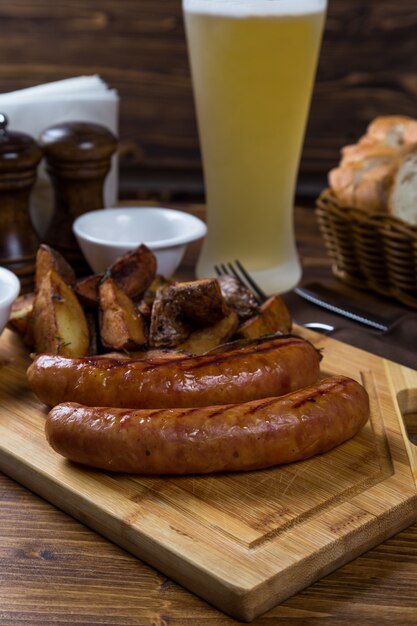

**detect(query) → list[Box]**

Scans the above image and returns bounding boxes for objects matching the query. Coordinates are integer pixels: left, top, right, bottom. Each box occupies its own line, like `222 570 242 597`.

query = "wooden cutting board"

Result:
0 327 416 622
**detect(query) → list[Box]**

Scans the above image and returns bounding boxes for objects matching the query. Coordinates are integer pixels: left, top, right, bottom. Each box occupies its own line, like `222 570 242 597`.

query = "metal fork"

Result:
214 261 335 333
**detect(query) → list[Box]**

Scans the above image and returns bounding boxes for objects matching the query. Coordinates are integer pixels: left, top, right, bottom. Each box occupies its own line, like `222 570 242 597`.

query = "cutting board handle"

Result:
386 361 417 481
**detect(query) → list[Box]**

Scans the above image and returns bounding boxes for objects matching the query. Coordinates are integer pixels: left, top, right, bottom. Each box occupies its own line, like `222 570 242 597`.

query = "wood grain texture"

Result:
0 325 416 620
0 1 416 197
2 468 416 626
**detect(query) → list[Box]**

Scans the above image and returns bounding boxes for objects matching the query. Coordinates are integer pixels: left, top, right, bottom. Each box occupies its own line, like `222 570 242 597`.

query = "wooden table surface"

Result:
1 205 417 626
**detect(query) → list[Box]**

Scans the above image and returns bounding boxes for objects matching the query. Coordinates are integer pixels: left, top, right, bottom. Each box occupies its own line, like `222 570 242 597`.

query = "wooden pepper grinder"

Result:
39 121 117 274
0 113 43 293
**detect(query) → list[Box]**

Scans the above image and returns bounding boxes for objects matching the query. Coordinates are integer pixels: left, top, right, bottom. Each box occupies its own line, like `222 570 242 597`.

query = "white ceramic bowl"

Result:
0 267 20 336
73 207 207 277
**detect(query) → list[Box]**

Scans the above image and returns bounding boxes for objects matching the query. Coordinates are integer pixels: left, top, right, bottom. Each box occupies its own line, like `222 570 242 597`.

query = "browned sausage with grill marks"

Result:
27 335 321 409
45 375 370 474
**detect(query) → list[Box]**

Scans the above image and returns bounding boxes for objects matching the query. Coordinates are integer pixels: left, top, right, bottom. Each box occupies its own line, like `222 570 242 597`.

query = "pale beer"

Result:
183 0 326 293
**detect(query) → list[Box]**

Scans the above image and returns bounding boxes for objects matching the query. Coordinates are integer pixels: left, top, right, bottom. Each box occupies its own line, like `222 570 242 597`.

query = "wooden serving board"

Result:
0 328 416 622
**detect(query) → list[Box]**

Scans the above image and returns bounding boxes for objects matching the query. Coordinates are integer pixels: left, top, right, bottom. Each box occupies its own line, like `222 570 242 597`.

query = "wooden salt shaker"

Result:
0 113 43 293
39 121 117 274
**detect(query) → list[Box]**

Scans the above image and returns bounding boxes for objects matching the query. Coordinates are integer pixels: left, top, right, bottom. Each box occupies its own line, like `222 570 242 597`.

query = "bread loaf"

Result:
389 146 417 225
328 143 399 211
362 115 417 149
328 115 417 224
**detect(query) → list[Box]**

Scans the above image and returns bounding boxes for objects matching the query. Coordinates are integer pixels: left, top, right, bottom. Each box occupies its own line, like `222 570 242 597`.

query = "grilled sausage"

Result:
27 335 321 409
45 375 370 474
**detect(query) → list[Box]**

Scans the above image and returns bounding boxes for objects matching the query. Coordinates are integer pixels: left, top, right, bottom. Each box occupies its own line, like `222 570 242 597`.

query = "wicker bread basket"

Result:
315 188 417 308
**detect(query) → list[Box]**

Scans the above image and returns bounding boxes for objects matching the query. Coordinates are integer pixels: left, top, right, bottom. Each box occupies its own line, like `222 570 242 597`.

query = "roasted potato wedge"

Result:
165 279 230 326
7 292 35 347
17 242 295 360
35 244 76 288
148 278 231 348
236 295 292 339
143 275 172 307
32 269 90 357
177 310 239 355
74 244 158 306
217 274 259 320
74 273 102 307
99 278 148 351
148 287 190 348
137 299 151 320
110 243 157 299
85 311 98 356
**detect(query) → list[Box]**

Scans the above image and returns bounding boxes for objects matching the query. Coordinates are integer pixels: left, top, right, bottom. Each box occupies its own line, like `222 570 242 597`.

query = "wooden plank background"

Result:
0 0 416 200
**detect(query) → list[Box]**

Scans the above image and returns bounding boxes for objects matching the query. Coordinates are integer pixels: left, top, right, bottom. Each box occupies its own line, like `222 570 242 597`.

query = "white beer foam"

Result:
183 0 327 17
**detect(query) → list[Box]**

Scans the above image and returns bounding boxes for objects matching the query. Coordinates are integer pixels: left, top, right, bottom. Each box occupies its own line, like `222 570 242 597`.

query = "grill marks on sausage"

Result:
245 397 279 415
291 377 349 409
116 378 352 425
205 407 230 419
126 337 305 373
28 333 322 410
62 337 308 376
45 375 370 474
63 336 302 374
178 338 307 373
149 406 232 421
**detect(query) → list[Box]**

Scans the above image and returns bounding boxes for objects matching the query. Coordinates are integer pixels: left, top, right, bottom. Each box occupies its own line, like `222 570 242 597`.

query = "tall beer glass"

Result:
183 0 327 293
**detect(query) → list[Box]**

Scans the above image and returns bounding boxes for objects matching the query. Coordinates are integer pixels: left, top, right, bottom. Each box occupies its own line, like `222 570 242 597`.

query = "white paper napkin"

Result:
0 75 119 236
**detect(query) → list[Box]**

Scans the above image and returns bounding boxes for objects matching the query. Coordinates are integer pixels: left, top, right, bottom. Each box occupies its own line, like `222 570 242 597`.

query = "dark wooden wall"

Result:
0 0 416 200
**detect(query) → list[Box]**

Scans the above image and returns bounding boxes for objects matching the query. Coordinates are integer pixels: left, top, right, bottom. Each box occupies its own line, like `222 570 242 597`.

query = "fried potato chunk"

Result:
177 310 239 355
110 244 157 299
75 244 158 306
32 270 90 357
167 279 230 325
217 274 259 320
35 244 76 288
148 279 231 348
99 278 148 351
7 292 35 348
236 295 292 339
74 273 102 307
148 289 190 348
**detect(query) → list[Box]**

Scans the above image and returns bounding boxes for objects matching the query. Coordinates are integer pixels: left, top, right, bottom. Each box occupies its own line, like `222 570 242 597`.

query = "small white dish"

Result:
73 207 207 276
0 267 20 336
